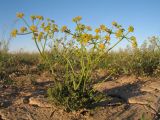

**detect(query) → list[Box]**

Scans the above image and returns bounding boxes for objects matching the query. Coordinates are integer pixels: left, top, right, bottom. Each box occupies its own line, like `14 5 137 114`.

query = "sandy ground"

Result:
0 66 160 120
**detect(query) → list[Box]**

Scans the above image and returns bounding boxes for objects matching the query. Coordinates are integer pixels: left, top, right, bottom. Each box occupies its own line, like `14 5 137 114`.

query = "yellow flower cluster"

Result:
20 27 27 33
30 15 36 20
30 25 37 32
44 25 51 32
100 24 107 31
40 21 58 33
11 13 58 43
72 16 82 22
115 29 123 38
128 26 134 32
11 29 18 37
99 43 105 49
105 35 110 41
95 28 100 34
75 24 85 31
81 33 93 44
112 21 122 29
61 26 67 32
16 13 24 18
36 16 44 20
12 12 137 51
41 22 45 28
130 36 137 47
94 25 112 35
112 21 118 26
53 26 59 32
37 32 44 41
30 15 44 21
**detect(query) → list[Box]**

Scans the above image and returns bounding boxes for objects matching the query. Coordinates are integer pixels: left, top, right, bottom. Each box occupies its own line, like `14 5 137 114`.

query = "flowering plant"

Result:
11 13 137 111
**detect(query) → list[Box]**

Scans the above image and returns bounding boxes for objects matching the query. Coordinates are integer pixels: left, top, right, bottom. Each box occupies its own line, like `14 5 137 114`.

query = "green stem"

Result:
107 37 124 52
33 35 43 57
36 20 40 26
22 18 30 28
21 17 57 84
33 34 56 84
42 39 47 53
17 32 32 35
62 54 76 89
65 63 69 84
75 45 86 91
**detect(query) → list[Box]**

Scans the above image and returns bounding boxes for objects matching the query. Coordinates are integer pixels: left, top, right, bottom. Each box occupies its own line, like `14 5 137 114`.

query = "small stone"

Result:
23 97 30 104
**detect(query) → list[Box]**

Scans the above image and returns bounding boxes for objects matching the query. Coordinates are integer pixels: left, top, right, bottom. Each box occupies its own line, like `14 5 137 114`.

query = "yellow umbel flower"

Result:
30 15 36 21
95 28 100 34
115 29 123 38
112 21 118 26
130 36 137 47
80 34 92 45
53 27 59 32
100 24 106 31
105 35 110 41
81 33 92 41
41 22 45 28
79 24 85 31
36 16 44 20
30 25 37 32
130 36 136 41
128 26 134 32
37 32 44 41
44 26 51 32
72 18 76 22
61 26 67 32
99 43 105 49
11 29 18 37
76 24 85 31
20 27 27 33
76 16 82 21
16 13 24 18
132 41 137 48
72 16 82 22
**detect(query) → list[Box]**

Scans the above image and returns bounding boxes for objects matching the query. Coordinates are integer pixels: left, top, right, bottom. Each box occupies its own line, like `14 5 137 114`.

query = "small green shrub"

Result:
98 42 160 77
